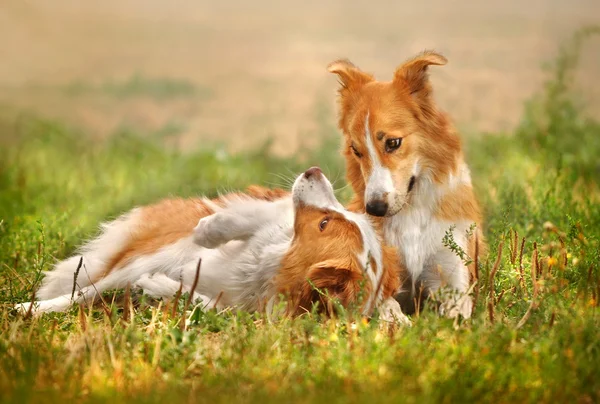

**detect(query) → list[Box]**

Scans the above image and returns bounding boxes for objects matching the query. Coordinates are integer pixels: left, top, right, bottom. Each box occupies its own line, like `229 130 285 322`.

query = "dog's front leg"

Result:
194 197 291 248
377 297 411 326
424 250 473 319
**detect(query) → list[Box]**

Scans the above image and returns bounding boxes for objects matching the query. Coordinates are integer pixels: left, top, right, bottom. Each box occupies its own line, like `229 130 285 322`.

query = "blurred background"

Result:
1 0 599 155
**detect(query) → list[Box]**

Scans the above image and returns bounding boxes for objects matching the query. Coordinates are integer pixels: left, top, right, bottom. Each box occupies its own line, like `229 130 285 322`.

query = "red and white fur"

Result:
17 168 408 324
327 51 485 318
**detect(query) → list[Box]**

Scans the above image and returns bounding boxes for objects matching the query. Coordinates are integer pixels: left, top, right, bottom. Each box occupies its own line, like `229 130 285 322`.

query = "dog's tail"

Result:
19 236 203 314
26 197 217 312
36 208 143 300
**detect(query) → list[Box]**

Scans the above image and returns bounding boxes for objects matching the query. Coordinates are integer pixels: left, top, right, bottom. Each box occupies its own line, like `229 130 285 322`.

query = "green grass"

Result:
1 28 599 403
63 73 211 100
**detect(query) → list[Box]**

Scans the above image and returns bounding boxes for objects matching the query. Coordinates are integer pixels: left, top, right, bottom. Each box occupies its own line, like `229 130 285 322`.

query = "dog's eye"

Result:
350 145 362 158
385 138 402 153
319 218 329 231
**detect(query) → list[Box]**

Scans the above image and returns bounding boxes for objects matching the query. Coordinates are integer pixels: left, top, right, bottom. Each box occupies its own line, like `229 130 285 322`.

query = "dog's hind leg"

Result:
134 273 215 309
134 273 182 299
15 266 135 314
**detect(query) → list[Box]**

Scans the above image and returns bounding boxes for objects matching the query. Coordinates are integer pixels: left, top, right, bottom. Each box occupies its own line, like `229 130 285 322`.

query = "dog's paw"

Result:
193 214 232 248
439 294 473 319
134 273 183 299
377 297 412 326
133 274 165 299
14 299 68 315
14 301 35 315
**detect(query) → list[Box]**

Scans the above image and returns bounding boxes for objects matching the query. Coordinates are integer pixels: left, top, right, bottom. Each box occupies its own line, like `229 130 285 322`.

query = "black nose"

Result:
366 200 388 217
304 166 322 179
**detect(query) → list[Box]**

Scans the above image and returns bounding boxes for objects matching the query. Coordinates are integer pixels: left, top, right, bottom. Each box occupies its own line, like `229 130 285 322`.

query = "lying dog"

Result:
327 51 486 318
17 167 408 323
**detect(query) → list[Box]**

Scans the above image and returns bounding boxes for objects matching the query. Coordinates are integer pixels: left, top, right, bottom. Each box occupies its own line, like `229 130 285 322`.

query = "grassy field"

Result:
1 29 599 403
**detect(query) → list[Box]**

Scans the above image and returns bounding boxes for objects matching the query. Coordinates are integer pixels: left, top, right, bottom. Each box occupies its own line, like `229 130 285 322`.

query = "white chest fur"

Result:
384 162 474 295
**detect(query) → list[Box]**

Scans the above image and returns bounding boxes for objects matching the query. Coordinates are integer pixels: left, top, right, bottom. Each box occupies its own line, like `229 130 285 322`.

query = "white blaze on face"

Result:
291 171 343 210
364 112 395 205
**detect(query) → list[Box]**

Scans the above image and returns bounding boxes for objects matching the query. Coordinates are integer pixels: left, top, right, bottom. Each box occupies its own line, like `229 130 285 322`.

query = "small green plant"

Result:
441 223 477 266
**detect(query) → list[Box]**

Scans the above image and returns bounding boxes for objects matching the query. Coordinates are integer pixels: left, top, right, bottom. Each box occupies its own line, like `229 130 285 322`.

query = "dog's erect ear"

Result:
393 51 447 100
294 258 364 315
328 59 374 93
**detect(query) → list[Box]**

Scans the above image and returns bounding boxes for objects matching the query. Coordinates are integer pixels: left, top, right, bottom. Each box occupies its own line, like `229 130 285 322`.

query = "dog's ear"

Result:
393 51 447 105
294 258 365 315
328 59 374 93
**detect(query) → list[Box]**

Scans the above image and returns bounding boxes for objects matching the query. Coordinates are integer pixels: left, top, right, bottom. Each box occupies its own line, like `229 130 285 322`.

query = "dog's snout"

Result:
304 166 323 179
366 200 388 217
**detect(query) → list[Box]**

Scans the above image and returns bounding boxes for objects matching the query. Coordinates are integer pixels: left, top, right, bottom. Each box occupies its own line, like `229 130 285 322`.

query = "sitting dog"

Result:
327 51 486 318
